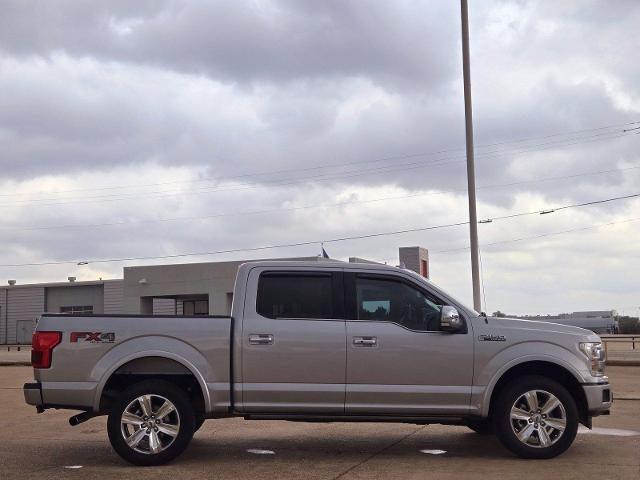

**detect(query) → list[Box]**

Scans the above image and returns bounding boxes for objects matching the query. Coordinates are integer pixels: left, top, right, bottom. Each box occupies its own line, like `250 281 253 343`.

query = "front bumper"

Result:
582 381 612 416
24 382 44 410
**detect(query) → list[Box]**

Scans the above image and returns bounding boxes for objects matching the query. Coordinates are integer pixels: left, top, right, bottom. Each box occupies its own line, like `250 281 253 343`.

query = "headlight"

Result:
579 342 606 377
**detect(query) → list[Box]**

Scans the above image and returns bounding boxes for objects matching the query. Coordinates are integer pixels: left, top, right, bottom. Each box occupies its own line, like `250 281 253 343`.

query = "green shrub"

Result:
617 316 640 334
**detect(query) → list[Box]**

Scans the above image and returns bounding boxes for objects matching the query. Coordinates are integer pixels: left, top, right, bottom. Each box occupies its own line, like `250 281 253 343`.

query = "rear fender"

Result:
91 336 215 412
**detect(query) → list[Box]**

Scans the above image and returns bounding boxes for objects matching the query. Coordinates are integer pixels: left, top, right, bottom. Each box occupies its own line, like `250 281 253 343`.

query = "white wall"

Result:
4 287 45 344
104 280 124 314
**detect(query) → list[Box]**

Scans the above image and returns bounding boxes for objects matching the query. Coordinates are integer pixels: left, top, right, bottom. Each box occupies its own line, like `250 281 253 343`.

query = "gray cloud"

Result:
1 0 638 190
0 0 457 89
0 0 639 313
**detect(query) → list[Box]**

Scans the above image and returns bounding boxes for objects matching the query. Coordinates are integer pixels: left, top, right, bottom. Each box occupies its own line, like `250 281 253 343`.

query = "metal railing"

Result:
4 344 30 352
599 334 639 362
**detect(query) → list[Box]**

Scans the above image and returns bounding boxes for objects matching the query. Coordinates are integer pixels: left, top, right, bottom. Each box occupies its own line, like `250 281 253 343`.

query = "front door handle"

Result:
353 336 377 347
249 334 274 345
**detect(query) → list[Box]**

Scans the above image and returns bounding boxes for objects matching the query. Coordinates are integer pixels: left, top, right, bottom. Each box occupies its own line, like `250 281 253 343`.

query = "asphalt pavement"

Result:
1 366 638 480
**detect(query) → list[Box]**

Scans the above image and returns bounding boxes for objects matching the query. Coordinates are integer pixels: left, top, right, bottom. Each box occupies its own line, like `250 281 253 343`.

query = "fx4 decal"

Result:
70 332 115 343
478 334 506 342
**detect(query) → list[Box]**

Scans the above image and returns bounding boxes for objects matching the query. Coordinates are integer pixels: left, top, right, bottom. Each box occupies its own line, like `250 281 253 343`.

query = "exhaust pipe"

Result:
69 411 97 426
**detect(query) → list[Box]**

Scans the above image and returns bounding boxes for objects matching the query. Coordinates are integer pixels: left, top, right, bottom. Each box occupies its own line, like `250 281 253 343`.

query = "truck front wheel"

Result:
492 375 578 459
194 414 206 433
465 418 493 434
107 379 195 466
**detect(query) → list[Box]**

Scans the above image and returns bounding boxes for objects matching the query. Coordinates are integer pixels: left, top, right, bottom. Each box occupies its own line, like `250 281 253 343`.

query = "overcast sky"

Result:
1 0 639 315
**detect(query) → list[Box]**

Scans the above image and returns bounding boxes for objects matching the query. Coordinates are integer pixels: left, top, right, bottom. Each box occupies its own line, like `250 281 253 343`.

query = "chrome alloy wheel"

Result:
510 389 567 448
120 394 181 455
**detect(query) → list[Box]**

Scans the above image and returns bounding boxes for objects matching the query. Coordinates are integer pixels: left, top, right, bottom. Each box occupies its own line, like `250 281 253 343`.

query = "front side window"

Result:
257 273 334 319
356 276 443 331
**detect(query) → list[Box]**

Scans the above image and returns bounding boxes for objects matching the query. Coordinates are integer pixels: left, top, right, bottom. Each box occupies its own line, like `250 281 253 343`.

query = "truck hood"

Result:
487 316 600 340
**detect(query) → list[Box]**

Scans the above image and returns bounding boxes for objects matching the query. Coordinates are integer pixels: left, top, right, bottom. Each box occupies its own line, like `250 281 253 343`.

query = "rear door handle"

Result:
353 336 377 347
249 334 274 345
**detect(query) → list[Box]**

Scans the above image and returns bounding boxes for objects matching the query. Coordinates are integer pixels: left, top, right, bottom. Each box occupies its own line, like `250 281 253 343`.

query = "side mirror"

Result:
440 305 464 333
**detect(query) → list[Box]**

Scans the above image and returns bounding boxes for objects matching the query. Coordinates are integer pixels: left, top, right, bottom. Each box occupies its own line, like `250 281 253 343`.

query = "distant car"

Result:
25 261 611 465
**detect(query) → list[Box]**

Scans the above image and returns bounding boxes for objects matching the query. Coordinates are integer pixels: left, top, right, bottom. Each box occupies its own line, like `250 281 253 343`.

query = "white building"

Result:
517 311 618 334
1 247 429 344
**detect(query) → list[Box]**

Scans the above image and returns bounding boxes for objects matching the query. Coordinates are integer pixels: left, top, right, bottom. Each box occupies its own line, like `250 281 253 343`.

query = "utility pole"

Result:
460 0 482 312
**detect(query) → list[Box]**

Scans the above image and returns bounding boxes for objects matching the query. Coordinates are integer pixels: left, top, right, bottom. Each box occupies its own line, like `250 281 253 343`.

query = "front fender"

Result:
475 342 589 417
91 336 216 412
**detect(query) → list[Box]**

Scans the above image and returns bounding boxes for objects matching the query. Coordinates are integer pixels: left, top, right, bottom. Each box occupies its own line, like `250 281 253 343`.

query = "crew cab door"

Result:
240 267 346 413
345 272 474 415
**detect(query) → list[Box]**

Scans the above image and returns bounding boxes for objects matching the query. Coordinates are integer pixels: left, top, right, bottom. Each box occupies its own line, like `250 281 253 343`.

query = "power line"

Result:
1 191 638 268
2 119 638 199
478 192 640 223
2 163 639 232
24 129 640 203
2 128 638 209
0 220 473 267
432 217 640 254
1 128 638 207
474 120 640 149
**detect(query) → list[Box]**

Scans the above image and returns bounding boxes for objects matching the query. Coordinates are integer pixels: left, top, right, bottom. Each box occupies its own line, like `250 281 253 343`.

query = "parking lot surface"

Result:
1 366 638 480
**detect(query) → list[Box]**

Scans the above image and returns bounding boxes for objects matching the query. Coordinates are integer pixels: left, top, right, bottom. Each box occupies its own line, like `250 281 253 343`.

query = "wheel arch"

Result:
94 350 211 414
483 359 589 426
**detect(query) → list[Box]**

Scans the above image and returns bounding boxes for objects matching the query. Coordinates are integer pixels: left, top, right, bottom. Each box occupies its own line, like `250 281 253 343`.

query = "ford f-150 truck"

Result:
24 261 611 465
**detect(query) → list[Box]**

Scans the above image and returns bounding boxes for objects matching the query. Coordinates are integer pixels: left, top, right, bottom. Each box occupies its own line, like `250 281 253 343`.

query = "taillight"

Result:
31 331 62 369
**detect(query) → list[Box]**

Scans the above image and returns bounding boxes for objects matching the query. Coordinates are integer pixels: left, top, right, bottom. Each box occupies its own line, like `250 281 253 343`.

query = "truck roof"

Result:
239 259 405 273
237 259 428 284
236 260 477 318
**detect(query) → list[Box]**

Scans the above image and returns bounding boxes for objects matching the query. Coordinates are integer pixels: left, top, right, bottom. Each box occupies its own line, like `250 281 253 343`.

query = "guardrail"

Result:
4 345 30 352
599 335 639 362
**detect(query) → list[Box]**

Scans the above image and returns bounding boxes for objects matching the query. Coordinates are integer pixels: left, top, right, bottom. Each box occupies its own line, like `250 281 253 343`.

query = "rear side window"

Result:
257 273 334 319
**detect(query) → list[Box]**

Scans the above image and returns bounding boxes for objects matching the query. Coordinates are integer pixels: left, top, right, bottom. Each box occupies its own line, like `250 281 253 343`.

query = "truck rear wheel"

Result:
107 379 195 466
492 375 578 459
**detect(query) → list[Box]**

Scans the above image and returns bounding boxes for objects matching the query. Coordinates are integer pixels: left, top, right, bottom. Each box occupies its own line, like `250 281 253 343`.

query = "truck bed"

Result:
32 313 233 413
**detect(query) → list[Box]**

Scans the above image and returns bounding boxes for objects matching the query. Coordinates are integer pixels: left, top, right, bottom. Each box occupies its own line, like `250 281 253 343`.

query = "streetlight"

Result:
460 0 481 312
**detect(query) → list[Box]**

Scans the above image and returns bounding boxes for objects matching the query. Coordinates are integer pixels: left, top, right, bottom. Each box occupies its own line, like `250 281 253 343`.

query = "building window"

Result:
183 300 209 316
420 259 429 278
60 305 93 314
256 272 334 319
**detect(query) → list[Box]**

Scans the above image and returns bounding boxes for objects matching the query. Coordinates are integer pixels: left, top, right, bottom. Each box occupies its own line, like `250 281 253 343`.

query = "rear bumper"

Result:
582 382 612 416
24 382 44 410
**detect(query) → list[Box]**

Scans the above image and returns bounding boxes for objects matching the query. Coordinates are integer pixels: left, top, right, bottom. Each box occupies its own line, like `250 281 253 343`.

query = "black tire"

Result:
492 375 578 459
465 418 493 435
107 379 195 466
194 415 206 433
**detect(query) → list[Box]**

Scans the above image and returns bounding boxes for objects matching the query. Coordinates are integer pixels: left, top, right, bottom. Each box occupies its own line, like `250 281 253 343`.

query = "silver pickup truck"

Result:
24 260 611 465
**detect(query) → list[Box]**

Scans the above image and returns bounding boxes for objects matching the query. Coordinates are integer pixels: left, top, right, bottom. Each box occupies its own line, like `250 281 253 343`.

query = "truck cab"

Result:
237 261 475 415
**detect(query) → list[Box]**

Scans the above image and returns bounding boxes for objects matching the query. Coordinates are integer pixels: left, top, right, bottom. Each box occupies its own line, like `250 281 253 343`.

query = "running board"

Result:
243 414 466 425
